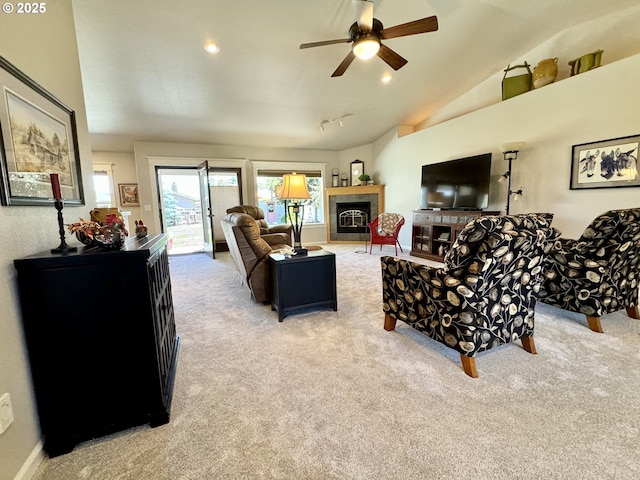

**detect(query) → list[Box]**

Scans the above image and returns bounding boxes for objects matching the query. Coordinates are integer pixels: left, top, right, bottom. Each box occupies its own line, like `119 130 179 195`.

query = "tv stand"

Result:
411 209 499 262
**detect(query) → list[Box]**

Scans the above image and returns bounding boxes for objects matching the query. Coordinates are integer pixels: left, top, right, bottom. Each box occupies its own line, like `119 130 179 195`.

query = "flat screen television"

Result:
420 153 492 210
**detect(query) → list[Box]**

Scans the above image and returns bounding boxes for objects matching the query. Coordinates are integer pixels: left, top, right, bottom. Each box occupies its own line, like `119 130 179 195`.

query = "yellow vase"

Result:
532 58 558 88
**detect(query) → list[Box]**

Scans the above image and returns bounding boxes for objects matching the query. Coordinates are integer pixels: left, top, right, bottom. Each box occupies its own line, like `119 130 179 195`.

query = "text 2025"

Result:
17 3 46 13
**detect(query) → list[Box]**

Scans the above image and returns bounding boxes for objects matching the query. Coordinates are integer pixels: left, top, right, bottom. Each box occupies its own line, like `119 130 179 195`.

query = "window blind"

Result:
256 169 322 178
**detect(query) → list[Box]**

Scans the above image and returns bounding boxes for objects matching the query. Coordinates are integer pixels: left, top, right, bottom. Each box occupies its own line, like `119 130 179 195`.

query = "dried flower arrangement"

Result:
67 214 128 247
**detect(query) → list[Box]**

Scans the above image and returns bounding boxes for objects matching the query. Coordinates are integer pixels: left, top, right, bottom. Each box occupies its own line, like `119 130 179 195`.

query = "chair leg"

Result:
460 355 478 378
521 335 537 355
586 316 604 333
383 313 397 331
627 305 640 320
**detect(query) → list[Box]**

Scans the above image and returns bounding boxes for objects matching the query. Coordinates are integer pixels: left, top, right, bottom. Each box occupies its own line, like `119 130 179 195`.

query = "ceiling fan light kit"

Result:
300 1 438 77
353 35 380 59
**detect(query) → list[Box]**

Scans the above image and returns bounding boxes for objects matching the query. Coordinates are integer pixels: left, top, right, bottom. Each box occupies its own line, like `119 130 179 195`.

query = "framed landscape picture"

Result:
0 56 84 205
570 134 640 190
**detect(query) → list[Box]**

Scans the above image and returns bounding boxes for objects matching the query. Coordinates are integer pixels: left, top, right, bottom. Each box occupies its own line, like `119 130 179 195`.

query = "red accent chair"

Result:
368 213 405 255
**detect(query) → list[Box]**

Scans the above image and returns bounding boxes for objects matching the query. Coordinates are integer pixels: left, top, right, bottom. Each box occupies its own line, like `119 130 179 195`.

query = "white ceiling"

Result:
71 0 640 152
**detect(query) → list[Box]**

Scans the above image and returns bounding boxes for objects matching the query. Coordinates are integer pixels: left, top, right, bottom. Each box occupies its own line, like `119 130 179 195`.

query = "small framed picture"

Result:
570 134 640 189
118 183 140 206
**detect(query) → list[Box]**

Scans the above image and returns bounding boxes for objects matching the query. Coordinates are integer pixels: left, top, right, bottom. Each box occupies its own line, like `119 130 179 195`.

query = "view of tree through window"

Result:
208 173 238 186
256 172 324 225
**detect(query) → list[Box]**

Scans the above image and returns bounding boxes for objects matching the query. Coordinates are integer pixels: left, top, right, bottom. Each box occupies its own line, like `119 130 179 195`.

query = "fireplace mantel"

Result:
325 184 385 199
325 184 385 243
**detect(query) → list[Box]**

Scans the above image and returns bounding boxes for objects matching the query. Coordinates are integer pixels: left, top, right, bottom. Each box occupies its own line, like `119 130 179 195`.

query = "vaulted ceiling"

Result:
71 0 640 152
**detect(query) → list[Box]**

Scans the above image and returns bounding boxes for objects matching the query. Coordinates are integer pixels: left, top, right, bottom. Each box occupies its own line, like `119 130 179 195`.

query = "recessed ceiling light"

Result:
381 72 392 84
204 42 220 54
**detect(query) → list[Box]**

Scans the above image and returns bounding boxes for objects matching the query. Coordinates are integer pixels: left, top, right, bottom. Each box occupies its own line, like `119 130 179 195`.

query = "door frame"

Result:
155 165 199 233
206 166 243 251
146 156 250 238
197 161 215 259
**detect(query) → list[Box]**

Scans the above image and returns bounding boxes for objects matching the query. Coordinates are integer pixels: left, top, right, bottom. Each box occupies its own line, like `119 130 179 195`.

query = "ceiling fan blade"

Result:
331 51 357 77
352 0 374 31
381 15 438 39
300 38 352 49
377 44 408 71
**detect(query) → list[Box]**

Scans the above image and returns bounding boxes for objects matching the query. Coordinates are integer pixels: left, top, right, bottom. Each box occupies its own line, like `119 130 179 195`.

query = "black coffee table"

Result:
269 249 337 321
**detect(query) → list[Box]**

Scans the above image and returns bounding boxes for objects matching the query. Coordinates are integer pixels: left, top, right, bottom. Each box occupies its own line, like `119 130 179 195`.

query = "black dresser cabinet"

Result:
13 234 179 457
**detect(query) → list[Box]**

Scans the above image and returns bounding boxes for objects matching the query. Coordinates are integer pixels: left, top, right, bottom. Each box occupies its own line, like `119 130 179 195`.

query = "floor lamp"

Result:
278 173 311 255
498 142 526 215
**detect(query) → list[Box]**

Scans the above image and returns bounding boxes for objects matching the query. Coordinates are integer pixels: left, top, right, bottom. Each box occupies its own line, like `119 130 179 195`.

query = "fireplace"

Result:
336 202 370 233
325 184 384 242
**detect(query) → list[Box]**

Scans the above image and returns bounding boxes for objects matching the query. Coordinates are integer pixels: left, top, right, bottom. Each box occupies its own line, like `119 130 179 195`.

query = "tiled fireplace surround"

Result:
325 185 385 242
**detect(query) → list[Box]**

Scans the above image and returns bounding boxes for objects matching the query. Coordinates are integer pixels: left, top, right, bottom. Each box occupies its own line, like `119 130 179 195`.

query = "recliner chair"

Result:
226 205 293 246
220 212 291 303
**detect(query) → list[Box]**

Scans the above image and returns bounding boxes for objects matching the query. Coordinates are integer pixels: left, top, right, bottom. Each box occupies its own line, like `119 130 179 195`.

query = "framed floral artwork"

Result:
570 134 640 189
119 183 140 207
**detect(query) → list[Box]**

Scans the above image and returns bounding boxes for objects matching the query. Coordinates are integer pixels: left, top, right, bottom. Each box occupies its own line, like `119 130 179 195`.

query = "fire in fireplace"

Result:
336 202 371 233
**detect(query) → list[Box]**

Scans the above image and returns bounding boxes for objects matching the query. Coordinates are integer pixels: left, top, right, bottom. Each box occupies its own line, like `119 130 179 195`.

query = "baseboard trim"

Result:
14 441 44 480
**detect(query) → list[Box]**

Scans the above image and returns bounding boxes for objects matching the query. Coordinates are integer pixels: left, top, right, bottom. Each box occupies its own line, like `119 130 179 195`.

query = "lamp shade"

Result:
278 173 311 200
498 142 527 153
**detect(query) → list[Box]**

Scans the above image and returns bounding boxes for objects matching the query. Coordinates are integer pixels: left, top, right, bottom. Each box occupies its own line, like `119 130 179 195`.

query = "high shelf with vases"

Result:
13 234 180 457
411 210 499 262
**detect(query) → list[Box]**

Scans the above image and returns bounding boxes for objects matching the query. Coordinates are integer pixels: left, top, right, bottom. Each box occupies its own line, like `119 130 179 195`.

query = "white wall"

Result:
339 144 375 184
92 151 141 229
375 53 640 248
0 2 94 479
418 5 640 130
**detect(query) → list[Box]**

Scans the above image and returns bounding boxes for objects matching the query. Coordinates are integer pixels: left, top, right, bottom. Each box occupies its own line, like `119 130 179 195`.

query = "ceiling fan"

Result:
300 0 438 77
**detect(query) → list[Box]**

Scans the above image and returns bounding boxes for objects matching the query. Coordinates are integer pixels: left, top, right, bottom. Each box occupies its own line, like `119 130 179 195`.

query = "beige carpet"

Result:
32 244 640 480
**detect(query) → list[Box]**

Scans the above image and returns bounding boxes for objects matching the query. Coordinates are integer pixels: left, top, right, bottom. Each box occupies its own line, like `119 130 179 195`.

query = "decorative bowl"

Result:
94 226 125 250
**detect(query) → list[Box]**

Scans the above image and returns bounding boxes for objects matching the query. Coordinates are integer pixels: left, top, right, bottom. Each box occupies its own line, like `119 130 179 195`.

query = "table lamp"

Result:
277 173 311 254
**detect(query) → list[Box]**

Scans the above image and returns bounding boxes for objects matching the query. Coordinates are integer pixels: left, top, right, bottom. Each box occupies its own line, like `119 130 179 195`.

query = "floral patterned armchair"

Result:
538 208 640 333
381 213 557 377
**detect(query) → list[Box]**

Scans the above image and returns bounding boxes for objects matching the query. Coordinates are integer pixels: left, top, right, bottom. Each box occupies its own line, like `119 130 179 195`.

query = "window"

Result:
93 164 116 207
255 168 324 225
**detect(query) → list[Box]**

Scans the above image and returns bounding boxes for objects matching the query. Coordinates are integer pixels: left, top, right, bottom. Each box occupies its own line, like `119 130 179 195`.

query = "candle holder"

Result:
51 200 77 254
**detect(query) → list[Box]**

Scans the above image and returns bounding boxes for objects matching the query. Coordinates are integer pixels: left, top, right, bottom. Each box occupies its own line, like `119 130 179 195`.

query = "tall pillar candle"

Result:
50 173 62 201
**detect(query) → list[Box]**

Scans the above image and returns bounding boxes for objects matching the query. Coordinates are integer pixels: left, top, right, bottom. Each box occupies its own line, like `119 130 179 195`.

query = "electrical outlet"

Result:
0 393 14 434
